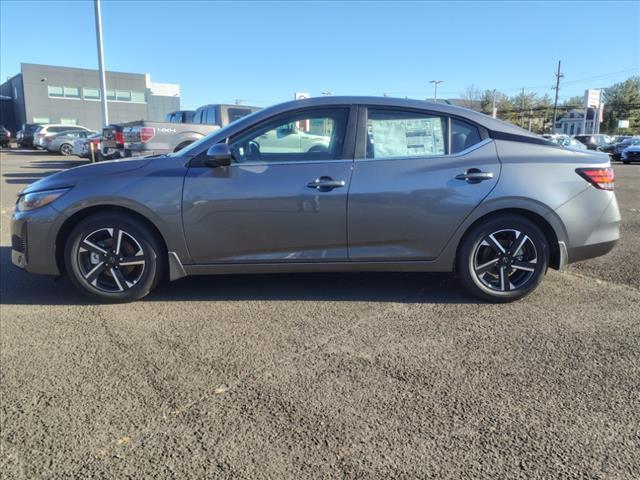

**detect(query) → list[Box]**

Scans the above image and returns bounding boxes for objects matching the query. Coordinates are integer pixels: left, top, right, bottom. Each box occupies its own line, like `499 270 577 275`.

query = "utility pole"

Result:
492 89 497 119
430 80 443 102
551 60 563 133
520 87 526 128
94 0 108 127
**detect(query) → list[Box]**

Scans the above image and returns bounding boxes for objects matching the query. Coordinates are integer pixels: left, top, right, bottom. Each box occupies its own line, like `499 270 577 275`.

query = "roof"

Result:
253 96 540 139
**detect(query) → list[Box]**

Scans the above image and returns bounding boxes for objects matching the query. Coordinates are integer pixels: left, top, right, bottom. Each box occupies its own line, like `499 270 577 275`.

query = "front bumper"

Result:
11 205 62 276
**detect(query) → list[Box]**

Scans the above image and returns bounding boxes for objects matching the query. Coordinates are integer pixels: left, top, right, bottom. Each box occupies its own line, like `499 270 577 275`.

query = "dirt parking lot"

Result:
1 149 639 479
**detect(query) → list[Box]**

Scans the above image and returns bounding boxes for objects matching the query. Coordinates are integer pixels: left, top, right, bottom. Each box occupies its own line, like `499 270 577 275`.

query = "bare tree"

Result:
461 85 482 111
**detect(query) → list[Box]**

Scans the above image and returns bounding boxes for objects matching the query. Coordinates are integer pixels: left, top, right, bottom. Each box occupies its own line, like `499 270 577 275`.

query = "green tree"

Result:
602 76 640 134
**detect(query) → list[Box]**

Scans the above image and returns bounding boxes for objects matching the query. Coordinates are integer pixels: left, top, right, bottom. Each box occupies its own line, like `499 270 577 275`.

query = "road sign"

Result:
618 120 630 129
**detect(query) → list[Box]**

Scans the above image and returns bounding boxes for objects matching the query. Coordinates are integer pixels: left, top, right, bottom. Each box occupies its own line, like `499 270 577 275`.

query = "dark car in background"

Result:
573 134 612 151
16 123 43 148
0 125 10 147
610 136 640 160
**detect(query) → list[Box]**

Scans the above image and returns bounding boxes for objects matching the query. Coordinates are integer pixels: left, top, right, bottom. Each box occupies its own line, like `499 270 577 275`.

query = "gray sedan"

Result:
44 130 96 156
11 97 620 302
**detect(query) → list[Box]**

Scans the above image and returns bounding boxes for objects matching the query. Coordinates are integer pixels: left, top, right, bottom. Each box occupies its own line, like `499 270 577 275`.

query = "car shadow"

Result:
0 247 477 306
1 157 88 185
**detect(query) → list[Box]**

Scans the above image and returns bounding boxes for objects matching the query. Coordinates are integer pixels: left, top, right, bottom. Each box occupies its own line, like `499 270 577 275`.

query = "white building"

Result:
555 108 596 135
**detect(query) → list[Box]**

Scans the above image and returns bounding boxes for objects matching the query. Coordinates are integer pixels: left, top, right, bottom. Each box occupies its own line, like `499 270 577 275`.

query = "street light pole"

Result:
94 0 108 127
429 80 443 102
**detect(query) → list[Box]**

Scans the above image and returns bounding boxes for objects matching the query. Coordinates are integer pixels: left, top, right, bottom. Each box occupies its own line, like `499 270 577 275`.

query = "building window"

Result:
63 86 80 98
570 124 575 135
48 85 81 99
106 89 116 101
48 86 64 97
84 88 101 100
33 116 50 124
116 90 131 101
60 117 78 125
131 91 146 103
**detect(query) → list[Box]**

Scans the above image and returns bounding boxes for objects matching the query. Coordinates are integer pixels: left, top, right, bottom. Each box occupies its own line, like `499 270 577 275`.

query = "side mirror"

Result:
205 143 232 167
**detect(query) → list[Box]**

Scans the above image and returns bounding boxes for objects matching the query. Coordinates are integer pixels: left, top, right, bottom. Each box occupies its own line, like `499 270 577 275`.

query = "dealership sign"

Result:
584 89 601 109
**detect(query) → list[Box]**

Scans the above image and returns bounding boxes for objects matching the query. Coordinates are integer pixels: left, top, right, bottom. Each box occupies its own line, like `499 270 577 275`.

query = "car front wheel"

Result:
457 215 548 302
64 213 165 302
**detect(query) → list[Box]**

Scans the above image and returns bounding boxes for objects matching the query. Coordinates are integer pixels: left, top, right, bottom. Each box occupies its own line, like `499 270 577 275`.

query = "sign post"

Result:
583 89 601 135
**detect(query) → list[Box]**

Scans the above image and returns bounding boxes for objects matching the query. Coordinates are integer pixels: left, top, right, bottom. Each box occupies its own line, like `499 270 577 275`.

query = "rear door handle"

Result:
307 176 346 191
455 168 494 183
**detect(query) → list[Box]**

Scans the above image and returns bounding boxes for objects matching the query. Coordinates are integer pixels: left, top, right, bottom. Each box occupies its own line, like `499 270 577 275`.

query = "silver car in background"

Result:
44 130 97 156
33 124 92 149
72 133 102 158
11 97 620 302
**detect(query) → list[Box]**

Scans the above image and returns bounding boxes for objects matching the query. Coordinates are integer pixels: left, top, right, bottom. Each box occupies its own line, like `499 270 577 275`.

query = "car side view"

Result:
11 97 620 302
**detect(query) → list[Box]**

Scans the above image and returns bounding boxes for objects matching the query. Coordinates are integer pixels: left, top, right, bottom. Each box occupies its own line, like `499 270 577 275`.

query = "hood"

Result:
20 157 154 195
624 144 640 152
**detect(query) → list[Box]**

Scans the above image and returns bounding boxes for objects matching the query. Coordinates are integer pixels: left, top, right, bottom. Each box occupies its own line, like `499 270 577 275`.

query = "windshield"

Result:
168 107 266 157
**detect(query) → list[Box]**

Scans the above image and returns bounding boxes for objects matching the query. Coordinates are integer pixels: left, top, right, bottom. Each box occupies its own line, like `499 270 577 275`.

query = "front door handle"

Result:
307 176 346 191
455 168 494 183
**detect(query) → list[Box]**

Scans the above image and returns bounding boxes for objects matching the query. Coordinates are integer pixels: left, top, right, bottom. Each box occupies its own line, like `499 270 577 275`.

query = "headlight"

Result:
17 188 70 212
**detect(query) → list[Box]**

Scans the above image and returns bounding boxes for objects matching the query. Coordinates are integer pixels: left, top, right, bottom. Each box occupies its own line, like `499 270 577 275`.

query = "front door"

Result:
182 107 354 264
348 107 500 261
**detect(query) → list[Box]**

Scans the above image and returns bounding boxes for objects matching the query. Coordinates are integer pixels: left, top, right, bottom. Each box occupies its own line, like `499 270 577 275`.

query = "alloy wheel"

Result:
472 229 538 292
76 228 146 293
60 144 72 156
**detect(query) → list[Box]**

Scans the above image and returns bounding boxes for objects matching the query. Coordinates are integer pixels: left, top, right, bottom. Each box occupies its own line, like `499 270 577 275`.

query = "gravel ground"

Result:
1 149 639 479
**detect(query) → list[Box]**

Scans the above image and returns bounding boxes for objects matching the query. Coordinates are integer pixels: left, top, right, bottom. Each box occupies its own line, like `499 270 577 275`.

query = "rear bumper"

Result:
554 187 621 265
567 240 617 264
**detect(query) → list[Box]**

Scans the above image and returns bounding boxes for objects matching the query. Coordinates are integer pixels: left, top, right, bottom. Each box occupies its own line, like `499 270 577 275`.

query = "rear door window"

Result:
451 118 482 153
366 109 447 159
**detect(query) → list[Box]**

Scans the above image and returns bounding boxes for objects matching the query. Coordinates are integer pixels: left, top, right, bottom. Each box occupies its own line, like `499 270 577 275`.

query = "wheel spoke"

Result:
511 233 529 258
80 239 107 255
110 268 129 291
475 258 499 275
119 255 145 266
512 260 536 272
84 262 106 283
113 228 122 254
499 266 507 291
484 234 505 254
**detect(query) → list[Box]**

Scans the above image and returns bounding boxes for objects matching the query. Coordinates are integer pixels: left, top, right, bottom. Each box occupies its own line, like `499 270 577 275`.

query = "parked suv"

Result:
16 123 43 148
11 97 620 303
33 125 92 149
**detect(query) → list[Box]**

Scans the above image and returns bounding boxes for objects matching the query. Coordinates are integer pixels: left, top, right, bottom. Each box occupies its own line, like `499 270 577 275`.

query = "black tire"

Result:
623 161 630 165
456 215 549 303
59 143 73 156
64 213 165 302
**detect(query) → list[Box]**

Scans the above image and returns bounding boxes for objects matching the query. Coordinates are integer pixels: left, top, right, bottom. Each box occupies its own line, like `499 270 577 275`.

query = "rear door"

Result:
182 106 356 264
347 106 500 261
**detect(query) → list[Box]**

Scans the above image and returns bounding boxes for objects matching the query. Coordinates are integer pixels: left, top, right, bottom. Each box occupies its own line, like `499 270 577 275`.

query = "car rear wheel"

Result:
60 143 73 156
64 213 165 302
457 215 548 302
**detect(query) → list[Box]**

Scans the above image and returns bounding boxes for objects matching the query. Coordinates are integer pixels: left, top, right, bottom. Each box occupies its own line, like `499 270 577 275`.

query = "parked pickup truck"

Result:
101 104 260 159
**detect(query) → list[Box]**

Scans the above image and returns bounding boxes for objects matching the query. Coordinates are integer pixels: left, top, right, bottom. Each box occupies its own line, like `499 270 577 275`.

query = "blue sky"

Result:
1 1 639 109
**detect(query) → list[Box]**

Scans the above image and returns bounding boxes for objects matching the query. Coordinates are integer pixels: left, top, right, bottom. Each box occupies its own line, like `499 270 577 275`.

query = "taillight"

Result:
114 131 124 145
576 167 615 191
140 127 155 143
